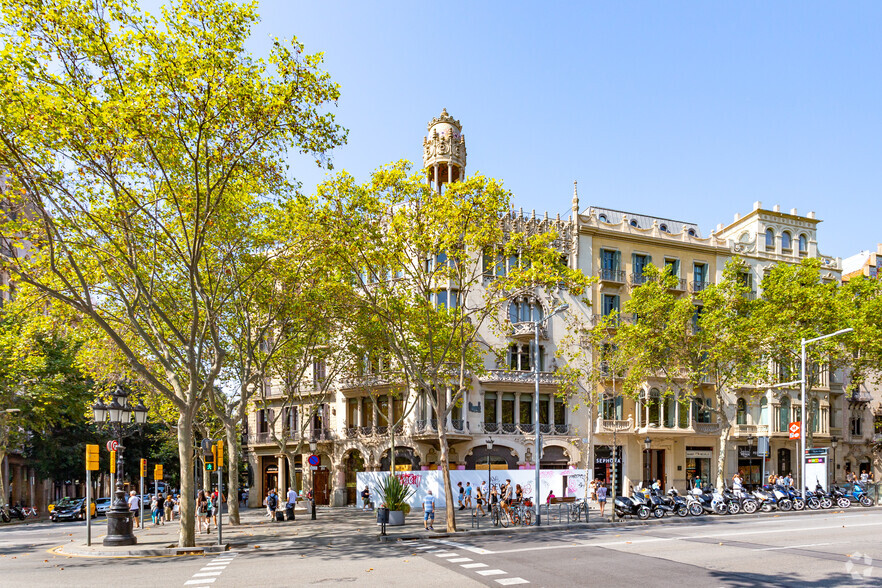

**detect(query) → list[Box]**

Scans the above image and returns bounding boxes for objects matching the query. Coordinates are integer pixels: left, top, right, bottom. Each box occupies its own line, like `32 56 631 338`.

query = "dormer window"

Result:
687 228 696 237
659 224 668 233
629 219 638 228
598 214 608 223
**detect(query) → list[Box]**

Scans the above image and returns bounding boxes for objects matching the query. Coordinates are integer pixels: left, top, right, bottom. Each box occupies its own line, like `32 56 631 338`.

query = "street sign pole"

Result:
140 475 144 528
218 466 223 546
86 468 91 546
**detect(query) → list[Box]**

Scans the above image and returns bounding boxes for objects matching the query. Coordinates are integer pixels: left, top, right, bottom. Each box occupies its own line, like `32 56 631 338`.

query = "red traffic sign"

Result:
106 440 119 452
788 421 801 440
308 454 320 467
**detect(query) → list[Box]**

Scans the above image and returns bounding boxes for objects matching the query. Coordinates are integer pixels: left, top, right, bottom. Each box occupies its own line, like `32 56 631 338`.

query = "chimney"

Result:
753 201 762 210
773 204 780 212
790 207 798 215
734 213 740 222
716 223 724 233
877 243 882 255
807 211 816 219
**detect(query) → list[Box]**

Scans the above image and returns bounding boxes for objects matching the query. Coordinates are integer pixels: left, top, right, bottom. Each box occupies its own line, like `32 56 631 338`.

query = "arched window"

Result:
598 214 608 223
778 396 791 432
736 398 747 425
759 396 768 425
687 228 696 237
659 224 668 233
648 388 661 426
508 299 544 323
765 228 775 250
781 231 792 251
630 219 639 228
663 395 675 428
798 234 808 255
602 394 623 420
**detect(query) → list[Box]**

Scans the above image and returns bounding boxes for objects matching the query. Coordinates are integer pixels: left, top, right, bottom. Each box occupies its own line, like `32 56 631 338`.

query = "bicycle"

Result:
23 506 38 518
568 499 588 522
491 502 509 528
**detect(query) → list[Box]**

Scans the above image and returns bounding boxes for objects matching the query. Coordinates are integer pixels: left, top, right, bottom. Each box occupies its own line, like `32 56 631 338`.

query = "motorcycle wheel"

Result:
614 508 625 518
728 502 741 515
636 506 650 520
761 503 773 513
793 498 805 511
820 498 833 509
779 499 792 511
652 507 665 519
688 503 703 516
807 498 820 510
838 498 851 509
676 505 689 517
860 496 873 507
743 500 758 514
713 502 728 515
0 511 9 523
18 512 25 520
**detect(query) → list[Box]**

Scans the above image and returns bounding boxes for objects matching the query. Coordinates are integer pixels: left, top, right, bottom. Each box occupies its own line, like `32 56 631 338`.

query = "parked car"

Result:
47 496 76 513
95 497 113 516
50 498 96 522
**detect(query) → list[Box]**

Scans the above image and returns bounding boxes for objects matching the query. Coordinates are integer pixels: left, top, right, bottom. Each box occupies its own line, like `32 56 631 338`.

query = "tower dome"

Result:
423 108 467 192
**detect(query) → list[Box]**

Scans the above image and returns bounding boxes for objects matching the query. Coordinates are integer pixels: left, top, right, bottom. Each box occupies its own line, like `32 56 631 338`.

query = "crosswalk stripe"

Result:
448 557 472 563
184 580 216 585
477 570 507 576
495 578 529 585
462 563 488 569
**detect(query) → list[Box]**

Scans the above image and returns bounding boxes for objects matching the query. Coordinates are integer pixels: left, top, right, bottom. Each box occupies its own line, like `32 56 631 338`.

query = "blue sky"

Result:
248 1 880 259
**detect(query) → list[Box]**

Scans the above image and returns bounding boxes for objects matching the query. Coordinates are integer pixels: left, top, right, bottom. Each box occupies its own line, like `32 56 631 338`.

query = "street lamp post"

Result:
746 434 754 489
831 436 838 484
91 383 148 547
485 436 493 503
643 436 651 487
799 328 853 501
533 303 568 526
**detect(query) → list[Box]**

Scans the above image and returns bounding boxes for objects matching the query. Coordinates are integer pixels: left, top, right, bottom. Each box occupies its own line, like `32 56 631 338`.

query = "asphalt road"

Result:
0 508 879 587
408 509 882 587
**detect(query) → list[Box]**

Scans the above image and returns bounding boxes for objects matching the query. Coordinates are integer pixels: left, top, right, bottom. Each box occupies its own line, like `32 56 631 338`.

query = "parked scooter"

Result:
664 488 692 517
828 485 853 509
614 487 651 520
723 486 758 514
689 485 727 514
840 483 874 507
642 488 673 518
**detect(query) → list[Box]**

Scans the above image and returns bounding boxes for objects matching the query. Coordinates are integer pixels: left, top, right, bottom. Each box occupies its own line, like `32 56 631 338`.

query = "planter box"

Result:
388 510 405 526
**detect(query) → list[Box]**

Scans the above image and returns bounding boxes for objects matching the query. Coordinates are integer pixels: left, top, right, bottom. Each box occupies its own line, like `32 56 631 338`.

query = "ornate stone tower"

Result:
422 108 467 192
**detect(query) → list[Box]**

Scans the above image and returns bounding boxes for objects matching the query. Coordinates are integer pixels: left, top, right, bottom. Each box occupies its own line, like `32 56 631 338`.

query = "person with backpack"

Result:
267 489 278 521
196 490 208 533
153 493 164 526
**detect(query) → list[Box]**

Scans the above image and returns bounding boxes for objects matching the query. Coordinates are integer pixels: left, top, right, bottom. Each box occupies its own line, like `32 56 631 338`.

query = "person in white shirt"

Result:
287 487 298 508
128 490 141 528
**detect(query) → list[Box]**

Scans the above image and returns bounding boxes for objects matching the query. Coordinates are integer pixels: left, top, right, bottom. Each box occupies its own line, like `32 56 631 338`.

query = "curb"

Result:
378 504 882 541
52 543 230 558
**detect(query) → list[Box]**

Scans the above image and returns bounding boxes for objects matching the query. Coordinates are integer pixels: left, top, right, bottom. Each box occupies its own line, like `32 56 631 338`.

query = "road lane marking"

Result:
193 572 223 577
462 563 488 569
184 580 216 585
448 557 473 563
758 543 833 551
477 570 507 576
496 579 529 586
482 521 882 555
435 552 457 557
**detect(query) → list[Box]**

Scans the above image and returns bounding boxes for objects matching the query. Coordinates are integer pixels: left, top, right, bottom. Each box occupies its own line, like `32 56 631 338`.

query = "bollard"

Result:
311 499 316 520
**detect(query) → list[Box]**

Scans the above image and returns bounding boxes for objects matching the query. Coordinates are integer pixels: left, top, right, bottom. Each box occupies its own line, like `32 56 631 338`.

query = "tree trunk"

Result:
225 423 241 525
177 411 196 547
0 447 6 508
285 451 299 490
716 422 731 491
439 428 456 532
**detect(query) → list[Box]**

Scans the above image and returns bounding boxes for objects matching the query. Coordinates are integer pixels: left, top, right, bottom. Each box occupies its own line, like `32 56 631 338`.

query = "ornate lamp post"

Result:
485 436 494 499
746 434 755 490
91 383 148 546
831 436 838 483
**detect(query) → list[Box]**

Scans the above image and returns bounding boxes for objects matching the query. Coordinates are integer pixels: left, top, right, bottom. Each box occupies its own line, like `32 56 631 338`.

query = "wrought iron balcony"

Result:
599 268 626 283
691 280 709 293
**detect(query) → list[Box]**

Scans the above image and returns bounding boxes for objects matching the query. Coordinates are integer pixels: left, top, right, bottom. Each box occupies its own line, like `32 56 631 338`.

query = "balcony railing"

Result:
693 421 722 434
481 370 560 385
451 419 466 433
733 424 768 436
630 273 649 286
599 268 626 283
691 280 709 293
511 322 546 340
669 278 687 291
479 422 569 435
595 417 634 433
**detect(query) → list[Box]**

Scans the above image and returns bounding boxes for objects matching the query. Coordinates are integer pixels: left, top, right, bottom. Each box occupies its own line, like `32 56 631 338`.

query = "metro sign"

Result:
788 421 801 440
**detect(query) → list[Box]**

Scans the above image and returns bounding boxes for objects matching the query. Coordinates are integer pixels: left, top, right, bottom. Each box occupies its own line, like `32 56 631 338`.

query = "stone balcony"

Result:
595 417 634 434
732 424 769 437
480 370 559 386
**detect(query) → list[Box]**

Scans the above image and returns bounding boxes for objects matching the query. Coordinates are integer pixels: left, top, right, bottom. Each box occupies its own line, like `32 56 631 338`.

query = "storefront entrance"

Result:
737 445 762 489
264 464 279 497
686 447 713 489
345 451 365 505
594 445 624 494
313 467 330 505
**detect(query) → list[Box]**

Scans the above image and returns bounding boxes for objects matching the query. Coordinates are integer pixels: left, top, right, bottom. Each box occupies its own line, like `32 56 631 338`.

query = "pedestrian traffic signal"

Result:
86 444 99 471
140 458 147 477
216 440 224 469
204 445 215 471
154 464 163 481
109 450 116 473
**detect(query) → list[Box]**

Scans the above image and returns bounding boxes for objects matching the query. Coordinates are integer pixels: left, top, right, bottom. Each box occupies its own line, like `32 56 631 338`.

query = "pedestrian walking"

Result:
423 490 436 531
287 486 298 511
475 485 486 517
164 494 174 522
154 493 166 526
464 482 473 509
457 482 465 510
267 489 278 522
596 482 608 518
196 490 208 533
361 486 372 510
127 490 141 528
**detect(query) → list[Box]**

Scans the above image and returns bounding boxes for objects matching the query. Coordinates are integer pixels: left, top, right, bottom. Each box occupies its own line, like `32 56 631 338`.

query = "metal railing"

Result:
691 280 710 293
599 268 626 283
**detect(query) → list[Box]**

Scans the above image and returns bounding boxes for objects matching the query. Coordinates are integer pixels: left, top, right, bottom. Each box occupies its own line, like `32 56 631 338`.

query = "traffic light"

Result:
86 445 99 471
140 458 147 478
154 464 163 481
216 440 224 469
204 445 215 471
109 450 116 473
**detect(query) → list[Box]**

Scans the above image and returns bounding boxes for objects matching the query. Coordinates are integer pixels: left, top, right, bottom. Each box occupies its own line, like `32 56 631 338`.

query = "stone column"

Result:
515 393 521 425
433 163 439 192
247 452 262 508
277 456 286 495
447 162 453 185
497 394 502 425
548 396 555 427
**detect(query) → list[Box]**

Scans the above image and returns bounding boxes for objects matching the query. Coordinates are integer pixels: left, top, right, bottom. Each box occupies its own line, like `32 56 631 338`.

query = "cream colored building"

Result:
242 111 857 506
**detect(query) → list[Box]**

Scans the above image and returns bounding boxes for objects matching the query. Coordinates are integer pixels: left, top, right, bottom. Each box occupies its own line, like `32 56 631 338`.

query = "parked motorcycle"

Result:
642 488 673 518
614 487 651 520
828 485 853 509
840 483 874 507
664 488 692 517
723 487 758 514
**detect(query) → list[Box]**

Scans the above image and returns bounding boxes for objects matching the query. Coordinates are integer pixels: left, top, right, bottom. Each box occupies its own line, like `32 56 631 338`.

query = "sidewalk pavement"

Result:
51 501 606 557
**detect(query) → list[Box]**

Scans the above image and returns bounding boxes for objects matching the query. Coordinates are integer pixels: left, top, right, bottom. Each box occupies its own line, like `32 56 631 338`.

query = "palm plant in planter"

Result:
375 475 415 526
